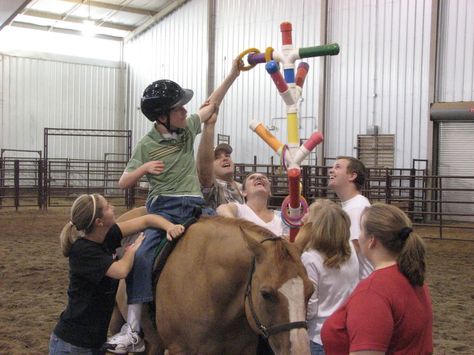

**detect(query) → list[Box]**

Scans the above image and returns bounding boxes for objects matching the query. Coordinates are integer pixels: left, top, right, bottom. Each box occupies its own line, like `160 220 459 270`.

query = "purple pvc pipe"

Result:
248 53 266 65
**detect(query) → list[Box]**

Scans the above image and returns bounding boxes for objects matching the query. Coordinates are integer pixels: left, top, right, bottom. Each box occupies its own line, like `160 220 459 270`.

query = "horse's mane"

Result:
199 216 297 262
200 215 275 239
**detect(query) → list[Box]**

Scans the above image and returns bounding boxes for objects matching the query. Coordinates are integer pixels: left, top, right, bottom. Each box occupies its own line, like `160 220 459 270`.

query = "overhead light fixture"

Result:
82 0 96 37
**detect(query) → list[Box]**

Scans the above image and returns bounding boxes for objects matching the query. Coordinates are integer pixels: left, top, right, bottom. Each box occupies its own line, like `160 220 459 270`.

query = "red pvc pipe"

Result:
287 168 300 209
280 22 293 46
296 62 309 88
290 228 298 242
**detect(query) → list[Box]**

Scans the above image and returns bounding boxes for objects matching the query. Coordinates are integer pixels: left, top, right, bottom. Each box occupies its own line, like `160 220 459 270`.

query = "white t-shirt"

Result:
342 194 374 279
301 243 359 345
235 203 286 236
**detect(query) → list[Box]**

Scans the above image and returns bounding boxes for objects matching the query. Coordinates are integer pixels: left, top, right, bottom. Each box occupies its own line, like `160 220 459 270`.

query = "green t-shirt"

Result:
125 114 203 201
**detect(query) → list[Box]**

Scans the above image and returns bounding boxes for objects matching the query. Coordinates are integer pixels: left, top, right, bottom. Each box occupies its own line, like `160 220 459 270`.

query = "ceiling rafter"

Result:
21 8 136 31
10 20 123 41
59 0 157 16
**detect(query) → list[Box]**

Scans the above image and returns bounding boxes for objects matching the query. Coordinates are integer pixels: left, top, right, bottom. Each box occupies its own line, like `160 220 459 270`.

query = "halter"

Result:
244 236 308 339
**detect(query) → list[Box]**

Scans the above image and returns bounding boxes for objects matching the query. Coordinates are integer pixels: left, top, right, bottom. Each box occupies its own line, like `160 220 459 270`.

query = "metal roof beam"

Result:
126 0 188 42
10 21 123 41
21 9 136 31
59 0 157 16
0 0 31 31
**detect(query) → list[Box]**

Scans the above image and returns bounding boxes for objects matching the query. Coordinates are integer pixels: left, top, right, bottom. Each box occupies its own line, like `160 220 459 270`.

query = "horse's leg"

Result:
141 303 164 355
166 343 188 355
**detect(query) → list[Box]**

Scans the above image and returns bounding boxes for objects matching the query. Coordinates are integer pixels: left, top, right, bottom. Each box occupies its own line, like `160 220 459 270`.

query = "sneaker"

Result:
103 323 145 354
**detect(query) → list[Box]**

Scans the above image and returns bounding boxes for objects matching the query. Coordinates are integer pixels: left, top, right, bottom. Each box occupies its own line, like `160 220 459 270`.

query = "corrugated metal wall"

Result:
325 0 432 168
123 0 209 146
213 0 324 164
125 0 436 168
438 121 474 221
0 53 124 160
4 0 469 170
437 0 474 101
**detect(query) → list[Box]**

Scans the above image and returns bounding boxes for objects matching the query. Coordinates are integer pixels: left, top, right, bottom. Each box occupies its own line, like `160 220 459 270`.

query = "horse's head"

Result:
241 226 314 355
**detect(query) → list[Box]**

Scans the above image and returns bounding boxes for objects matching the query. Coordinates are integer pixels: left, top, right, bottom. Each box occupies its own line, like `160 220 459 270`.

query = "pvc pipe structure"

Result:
249 120 284 153
291 131 324 167
288 168 301 212
280 22 293 46
295 62 309 88
266 61 296 106
299 43 340 58
246 22 339 241
247 43 340 65
266 61 288 92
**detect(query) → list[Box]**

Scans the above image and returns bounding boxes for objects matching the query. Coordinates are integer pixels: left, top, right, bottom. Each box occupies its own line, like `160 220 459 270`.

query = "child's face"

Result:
169 106 188 129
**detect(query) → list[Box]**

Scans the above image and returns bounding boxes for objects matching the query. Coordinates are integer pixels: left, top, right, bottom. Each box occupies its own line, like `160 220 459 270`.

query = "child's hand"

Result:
144 161 164 175
231 57 244 77
206 112 218 125
166 224 185 241
127 233 145 253
199 101 218 123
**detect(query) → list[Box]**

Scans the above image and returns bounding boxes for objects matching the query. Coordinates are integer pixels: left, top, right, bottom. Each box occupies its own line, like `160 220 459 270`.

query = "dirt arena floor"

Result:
0 207 473 354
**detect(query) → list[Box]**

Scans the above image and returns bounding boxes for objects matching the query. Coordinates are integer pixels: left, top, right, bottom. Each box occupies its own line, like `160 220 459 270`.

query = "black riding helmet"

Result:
140 80 193 130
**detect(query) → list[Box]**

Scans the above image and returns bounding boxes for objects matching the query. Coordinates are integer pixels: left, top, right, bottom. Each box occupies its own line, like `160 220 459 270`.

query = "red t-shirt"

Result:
321 264 433 354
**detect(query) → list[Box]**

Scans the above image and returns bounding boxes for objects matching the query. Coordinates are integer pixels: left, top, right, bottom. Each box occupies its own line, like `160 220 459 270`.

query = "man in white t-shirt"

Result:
328 156 373 279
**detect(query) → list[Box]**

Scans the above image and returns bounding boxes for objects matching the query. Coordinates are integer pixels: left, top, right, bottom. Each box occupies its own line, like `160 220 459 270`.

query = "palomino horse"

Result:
111 210 313 354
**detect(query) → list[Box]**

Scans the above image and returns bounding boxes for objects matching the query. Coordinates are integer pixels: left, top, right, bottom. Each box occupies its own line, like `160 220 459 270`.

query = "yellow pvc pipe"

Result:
249 121 284 153
287 111 299 145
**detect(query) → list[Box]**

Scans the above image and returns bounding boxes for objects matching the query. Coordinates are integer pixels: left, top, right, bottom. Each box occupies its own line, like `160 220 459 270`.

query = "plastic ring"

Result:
265 47 274 62
280 195 309 227
237 48 261 71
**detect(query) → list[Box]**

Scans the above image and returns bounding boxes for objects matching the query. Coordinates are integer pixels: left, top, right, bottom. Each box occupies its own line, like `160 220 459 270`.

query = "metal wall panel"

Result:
437 0 474 101
438 121 474 221
326 0 432 168
213 0 324 165
123 0 209 147
0 53 124 160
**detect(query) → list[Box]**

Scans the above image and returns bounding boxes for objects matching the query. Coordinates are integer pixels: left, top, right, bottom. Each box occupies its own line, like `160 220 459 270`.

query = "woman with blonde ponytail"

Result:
50 194 185 355
321 203 433 355
298 199 359 355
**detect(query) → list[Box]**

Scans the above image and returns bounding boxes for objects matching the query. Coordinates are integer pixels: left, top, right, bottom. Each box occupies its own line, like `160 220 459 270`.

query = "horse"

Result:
110 210 314 355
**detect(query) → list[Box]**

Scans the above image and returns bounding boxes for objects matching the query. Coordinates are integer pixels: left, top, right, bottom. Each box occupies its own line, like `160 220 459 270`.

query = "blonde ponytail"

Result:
59 222 82 257
59 194 103 257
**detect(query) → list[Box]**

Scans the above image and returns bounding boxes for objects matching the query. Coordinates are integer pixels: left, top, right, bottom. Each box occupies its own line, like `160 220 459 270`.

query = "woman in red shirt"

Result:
321 203 433 355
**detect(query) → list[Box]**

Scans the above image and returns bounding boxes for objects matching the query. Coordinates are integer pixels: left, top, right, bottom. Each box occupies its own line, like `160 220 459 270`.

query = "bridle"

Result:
244 237 308 339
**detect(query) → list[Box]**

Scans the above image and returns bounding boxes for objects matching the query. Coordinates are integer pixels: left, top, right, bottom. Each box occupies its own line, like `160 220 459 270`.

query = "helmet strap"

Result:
156 111 184 135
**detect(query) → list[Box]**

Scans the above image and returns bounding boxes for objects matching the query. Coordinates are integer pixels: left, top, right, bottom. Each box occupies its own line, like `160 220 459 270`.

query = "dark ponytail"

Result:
362 203 426 286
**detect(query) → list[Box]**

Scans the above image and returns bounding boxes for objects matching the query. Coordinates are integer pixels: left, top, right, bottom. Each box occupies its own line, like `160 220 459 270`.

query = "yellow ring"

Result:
265 47 274 62
237 47 260 71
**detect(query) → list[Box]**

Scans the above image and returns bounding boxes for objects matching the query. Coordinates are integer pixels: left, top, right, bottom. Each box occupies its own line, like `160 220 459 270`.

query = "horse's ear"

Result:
240 226 264 260
292 223 312 255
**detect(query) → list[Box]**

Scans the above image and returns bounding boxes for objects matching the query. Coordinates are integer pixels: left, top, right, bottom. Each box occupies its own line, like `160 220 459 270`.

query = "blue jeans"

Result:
49 333 104 355
310 341 325 355
126 195 214 304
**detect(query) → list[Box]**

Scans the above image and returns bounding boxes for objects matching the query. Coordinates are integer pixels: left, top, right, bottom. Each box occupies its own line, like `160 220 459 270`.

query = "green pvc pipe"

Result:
299 43 340 58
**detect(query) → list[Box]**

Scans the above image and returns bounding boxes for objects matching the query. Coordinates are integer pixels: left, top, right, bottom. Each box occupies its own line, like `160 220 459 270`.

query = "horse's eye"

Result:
260 288 277 303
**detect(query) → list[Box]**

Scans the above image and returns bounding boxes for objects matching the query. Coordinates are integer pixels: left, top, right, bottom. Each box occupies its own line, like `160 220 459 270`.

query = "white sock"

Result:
127 303 142 332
